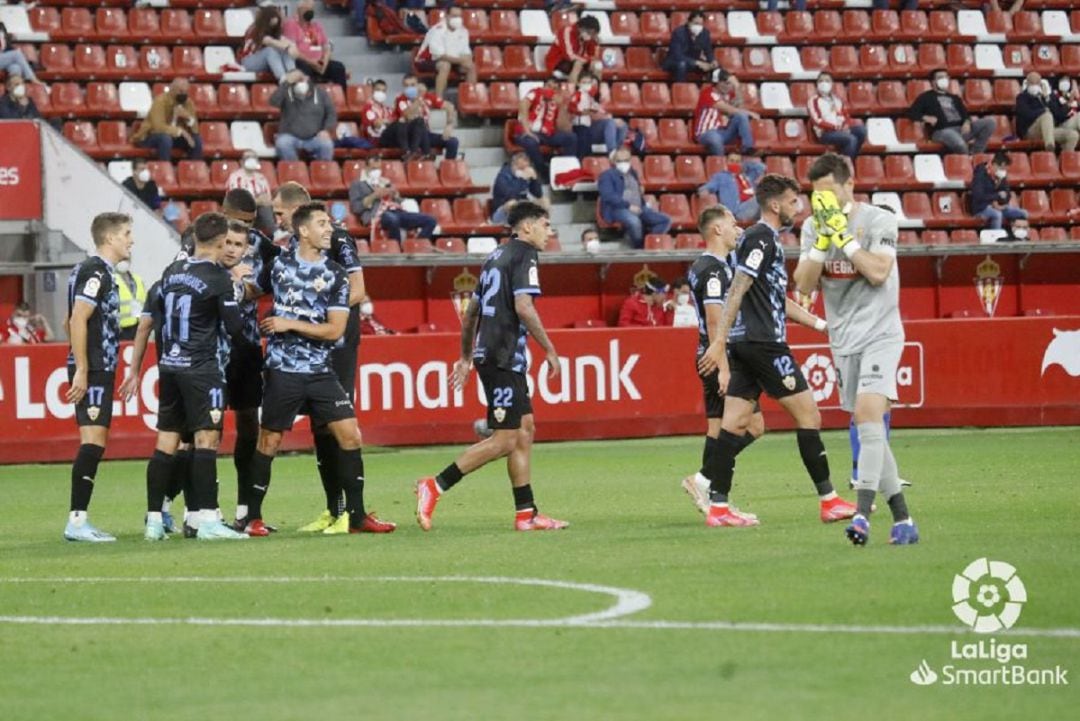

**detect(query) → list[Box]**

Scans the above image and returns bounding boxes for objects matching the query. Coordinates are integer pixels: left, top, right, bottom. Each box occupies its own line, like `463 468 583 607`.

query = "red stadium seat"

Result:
1002 44 1031 71
106 45 138 76
629 118 658 148
895 118 925 144
309 161 344 196
950 230 979 245
931 192 965 221
582 156 611 179
473 46 502 76
40 44 74 73
1062 46 1080 75
644 234 674 251
814 11 842 37
251 84 278 115
193 10 226 38
714 47 743 74
608 82 642 115
846 82 876 114
501 46 536 76
371 239 401 254
1030 152 1061 181
900 10 929 39
843 10 872 39
403 238 435 254
703 12 726 41
51 83 84 115
202 126 233 157
405 160 441 194
140 46 173 73
85 83 121 115
794 156 814 185
1060 151 1080 181
675 233 704 250
96 8 128 41
883 156 916 187
439 160 475 191
161 9 195 42
639 12 670 43
928 11 957 39
488 82 518 114
625 47 659 74
342 160 365 187
381 160 408 189
457 83 490 116
346 84 370 110
658 194 693 227
74 44 107 75
902 192 933 220
855 156 885 185
435 237 467 253
670 83 699 114
643 155 676 189
641 83 671 112
921 230 949 245
917 44 947 74
29 7 61 35
829 46 859 75
610 12 639 39
674 156 706 186
763 156 794 178
189 200 221 218
1007 152 1032 182
798 46 828 74
1021 190 1051 220
147 161 179 195
63 121 97 152
656 118 693 152
1035 227 1066 243
943 155 973 184
984 11 1013 35
1031 44 1060 74
185 83 214 115
1050 189 1075 216
783 11 813 41
756 12 783 37
877 81 907 111
744 46 774 75
276 161 311 188
993 79 1021 106
946 45 975 75
871 10 900 40
172 47 204 75
420 198 454 228
177 160 212 195
897 231 921 245
964 79 993 109
489 10 520 37
217 84 251 115
128 8 160 41
452 198 488 226
61 9 94 39
97 121 130 153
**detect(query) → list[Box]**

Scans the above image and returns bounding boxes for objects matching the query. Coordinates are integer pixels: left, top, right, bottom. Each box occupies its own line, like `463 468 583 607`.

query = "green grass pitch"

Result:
0 427 1077 720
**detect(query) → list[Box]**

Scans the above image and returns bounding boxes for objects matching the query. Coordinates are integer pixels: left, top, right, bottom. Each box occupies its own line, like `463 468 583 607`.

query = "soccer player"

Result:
143 212 248 541
62 212 133 542
246 202 394 534
794 153 919 546
682 205 829 521
268 182 366 533
415 201 568 532
697 175 857 527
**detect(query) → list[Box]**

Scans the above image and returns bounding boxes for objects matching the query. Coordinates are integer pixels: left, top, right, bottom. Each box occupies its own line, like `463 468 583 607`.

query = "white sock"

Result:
235 504 248 521
162 499 172 513
147 511 162 524
694 472 709 486
200 509 218 525
186 511 200 529
709 501 729 509
820 491 838 501
69 510 87 526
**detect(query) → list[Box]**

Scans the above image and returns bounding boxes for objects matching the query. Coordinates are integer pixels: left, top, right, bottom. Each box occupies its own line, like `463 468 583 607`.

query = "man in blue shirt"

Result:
598 147 671 249
662 11 718 83
491 153 548 225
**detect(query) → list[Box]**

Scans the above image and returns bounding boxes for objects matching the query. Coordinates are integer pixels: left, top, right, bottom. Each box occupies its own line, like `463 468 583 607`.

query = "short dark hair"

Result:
223 188 258 215
403 74 417 83
227 220 250 235
808 152 852 184
90 212 132 247
578 70 596 84
930 68 948 80
580 227 598 241
193 212 229 245
508 200 549 230
292 201 328 231
132 158 147 168
687 11 704 23
372 78 386 88
578 16 601 33
274 181 311 205
754 174 800 209
991 151 1011 167
697 204 732 234
817 71 832 82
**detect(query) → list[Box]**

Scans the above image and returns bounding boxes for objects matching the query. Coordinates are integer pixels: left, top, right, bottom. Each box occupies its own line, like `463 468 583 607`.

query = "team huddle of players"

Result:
60 151 915 547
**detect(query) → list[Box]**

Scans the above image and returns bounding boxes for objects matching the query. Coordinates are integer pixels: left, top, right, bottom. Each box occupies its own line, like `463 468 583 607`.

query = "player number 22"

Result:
479 269 501 317
492 387 514 407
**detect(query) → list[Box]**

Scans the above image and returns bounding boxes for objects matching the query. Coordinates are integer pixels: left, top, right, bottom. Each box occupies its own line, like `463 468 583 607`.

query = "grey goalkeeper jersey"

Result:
800 203 904 355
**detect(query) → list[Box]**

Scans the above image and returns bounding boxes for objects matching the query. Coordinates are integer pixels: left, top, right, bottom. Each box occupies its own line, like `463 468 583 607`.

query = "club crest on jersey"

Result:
313 276 327 293
528 265 539 287
209 409 222 424
782 375 797 391
83 277 101 298
493 408 507 423
87 406 100 421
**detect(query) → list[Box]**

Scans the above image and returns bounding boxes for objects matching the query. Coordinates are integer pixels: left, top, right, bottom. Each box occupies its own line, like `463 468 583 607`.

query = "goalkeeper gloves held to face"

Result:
808 190 861 262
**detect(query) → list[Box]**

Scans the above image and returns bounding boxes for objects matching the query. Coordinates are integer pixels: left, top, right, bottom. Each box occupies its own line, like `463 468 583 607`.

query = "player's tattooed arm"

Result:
453 298 480 390
515 293 561 379
118 316 154 401
348 268 366 307
697 271 752 390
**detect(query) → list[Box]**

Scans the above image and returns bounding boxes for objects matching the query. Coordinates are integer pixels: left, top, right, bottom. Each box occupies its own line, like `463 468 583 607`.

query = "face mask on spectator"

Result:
174 92 188 104
11 84 26 99
137 169 151 183
294 81 310 96
1059 79 1072 93
615 161 631 174
513 168 529 179
579 82 593 93
995 168 1007 180
302 10 315 22
244 157 260 171
934 77 949 92
1027 84 1041 96
360 301 374 316
676 292 690 306
373 90 387 104
13 316 28 329
404 86 419 100
1013 227 1028 239
448 16 463 30
817 81 832 95
688 23 703 36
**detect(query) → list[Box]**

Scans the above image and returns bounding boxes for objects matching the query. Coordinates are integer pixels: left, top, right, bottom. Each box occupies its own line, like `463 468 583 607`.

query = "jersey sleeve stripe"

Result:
735 265 760 278
75 295 99 308
513 288 541 296
702 299 725 305
327 305 350 312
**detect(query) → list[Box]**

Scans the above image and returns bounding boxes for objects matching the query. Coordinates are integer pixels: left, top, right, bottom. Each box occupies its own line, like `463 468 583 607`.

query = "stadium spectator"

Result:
513 78 576 177
284 0 349 90
697 150 765 222
271 72 336 161
970 152 1029 233
415 5 476 98
569 72 628 158
491 153 549 225
114 259 146 342
989 0 1025 15
598 148 672 249
348 155 438 243
662 11 718 83
618 276 671 327
226 150 274 232
238 5 298 83
1048 75 1079 130
361 79 412 154
545 15 603 86
0 22 42 86
808 72 867 159
1015 72 1079 153
360 295 396 335
131 79 203 161
909 70 993 155
694 69 757 157
0 74 41 120
766 0 806 10
4 301 52 344
121 159 162 212
394 75 459 159
667 277 698 328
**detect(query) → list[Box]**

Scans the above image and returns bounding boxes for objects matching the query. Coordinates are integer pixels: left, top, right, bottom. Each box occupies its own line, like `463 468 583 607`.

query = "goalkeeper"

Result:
793 153 919 546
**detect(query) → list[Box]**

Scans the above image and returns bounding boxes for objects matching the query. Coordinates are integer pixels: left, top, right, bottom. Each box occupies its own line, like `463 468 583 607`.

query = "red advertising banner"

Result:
0 317 1078 464
0 121 42 220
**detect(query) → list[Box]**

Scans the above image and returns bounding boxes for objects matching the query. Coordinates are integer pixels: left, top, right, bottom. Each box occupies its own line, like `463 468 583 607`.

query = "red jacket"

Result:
617 293 671 327
545 25 599 74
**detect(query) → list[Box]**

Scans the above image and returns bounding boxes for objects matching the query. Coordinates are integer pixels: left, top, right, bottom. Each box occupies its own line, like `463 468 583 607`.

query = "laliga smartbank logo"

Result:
909 558 1069 687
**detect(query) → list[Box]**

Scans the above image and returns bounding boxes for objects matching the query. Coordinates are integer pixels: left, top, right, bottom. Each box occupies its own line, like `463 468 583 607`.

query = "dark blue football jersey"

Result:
66 256 120 372
471 238 542 373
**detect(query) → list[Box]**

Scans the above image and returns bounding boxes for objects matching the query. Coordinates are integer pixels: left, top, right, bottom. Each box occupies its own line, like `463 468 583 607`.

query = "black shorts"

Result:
698 364 726 420
477 363 532 431
261 369 355 432
330 340 358 403
727 341 809 402
226 344 264 411
68 367 116 428
157 370 227 434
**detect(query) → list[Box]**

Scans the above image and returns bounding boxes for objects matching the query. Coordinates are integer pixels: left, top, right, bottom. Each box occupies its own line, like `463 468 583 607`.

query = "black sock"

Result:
699 435 720 481
512 484 535 512
192 448 218 513
736 433 757 453
70 443 104 511
436 462 464 492
314 431 344 514
796 429 834 496
887 492 910 523
233 430 257 508
247 451 274 520
856 489 876 518
338 447 367 523
707 430 742 503
168 447 192 503
146 450 175 513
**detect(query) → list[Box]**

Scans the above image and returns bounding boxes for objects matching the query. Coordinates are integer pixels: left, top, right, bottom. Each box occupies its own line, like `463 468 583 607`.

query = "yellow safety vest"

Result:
116 272 147 329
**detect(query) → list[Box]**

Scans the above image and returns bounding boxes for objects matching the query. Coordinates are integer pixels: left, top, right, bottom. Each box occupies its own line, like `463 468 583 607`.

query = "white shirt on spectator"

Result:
807 93 848 136
226 168 271 199
421 21 471 61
